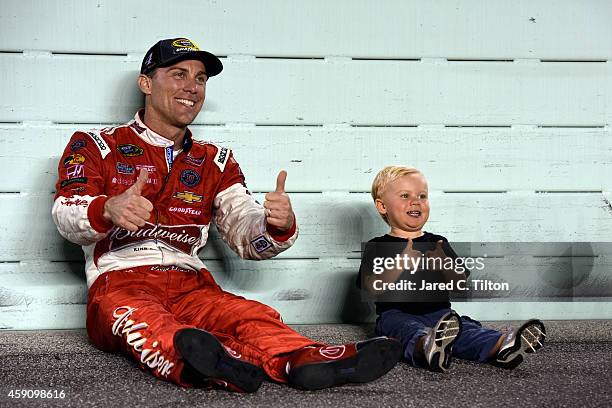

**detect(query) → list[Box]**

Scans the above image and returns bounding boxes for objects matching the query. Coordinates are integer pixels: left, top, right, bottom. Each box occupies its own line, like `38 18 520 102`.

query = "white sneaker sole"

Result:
424 312 462 372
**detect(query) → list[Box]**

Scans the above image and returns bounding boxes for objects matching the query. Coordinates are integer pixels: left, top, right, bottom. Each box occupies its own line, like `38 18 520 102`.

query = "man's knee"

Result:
242 299 282 321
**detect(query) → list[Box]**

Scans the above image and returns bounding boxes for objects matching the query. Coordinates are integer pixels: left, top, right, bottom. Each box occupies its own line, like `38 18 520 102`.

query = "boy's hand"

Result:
402 238 424 272
263 170 295 231
426 240 466 289
425 240 454 271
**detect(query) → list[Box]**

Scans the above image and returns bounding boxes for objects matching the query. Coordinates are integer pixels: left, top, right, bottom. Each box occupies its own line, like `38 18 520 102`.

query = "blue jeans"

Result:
375 308 503 366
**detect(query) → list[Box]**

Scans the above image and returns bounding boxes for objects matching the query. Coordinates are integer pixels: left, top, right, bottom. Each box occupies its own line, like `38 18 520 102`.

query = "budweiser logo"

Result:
62 198 88 207
108 222 202 255
112 306 174 377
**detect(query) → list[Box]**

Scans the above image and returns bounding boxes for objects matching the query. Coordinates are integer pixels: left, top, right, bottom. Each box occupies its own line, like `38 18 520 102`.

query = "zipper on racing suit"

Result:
150 137 197 268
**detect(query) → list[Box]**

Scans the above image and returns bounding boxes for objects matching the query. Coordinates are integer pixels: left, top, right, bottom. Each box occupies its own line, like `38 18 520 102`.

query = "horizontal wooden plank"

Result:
1 54 609 125
0 304 85 330
0 192 610 262
1 260 610 329
0 263 87 307
3 258 611 302
4 302 612 330
0 260 372 326
1 124 611 193
445 242 612 257
1 1 611 59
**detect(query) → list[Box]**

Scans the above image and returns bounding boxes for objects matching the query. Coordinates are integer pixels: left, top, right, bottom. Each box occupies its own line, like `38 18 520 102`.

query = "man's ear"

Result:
138 74 152 95
375 198 386 215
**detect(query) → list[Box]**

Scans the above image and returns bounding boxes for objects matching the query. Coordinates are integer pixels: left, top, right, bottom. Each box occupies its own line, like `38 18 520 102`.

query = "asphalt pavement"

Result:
0 321 610 407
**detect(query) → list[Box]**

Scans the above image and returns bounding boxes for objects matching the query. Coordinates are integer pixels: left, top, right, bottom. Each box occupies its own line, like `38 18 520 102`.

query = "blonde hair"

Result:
371 165 424 224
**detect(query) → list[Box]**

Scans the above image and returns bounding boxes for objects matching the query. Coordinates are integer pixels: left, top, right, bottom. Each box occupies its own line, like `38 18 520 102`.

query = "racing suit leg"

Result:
171 269 319 382
86 267 197 387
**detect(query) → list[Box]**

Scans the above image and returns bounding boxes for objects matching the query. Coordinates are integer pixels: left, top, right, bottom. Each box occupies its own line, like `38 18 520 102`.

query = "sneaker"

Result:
492 319 546 369
287 337 402 390
175 328 265 393
420 311 462 372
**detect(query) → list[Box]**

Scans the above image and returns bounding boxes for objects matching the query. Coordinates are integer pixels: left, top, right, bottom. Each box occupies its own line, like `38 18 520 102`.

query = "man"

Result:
52 37 401 392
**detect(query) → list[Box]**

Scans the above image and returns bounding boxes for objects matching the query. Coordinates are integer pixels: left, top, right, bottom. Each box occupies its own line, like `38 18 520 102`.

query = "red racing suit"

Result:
52 111 316 386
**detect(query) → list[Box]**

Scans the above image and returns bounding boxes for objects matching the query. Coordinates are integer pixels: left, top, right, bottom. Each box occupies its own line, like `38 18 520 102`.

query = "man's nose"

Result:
183 77 197 93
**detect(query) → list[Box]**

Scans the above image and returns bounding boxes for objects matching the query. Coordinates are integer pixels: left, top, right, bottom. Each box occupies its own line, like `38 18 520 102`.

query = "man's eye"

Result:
400 194 409 198
196 77 207 84
420 194 428 199
174 72 184 78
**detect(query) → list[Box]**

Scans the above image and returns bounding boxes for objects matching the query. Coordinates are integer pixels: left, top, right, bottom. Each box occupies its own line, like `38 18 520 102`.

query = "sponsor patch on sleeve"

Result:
66 164 85 179
70 139 87 151
61 198 88 207
86 131 111 159
63 154 86 166
251 235 273 253
60 177 88 188
213 146 230 172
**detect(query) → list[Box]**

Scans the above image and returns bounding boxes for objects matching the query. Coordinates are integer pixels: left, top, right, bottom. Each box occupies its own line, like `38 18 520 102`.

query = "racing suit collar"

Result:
132 109 193 153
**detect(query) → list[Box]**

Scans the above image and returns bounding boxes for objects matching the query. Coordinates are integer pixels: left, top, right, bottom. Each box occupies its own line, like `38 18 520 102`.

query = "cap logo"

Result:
144 52 153 67
171 38 201 52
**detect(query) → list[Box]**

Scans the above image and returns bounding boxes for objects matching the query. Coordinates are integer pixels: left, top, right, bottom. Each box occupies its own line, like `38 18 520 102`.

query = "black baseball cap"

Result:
140 37 223 77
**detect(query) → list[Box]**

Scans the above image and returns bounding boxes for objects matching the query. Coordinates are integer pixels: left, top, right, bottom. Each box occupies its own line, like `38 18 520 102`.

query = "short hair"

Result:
371 165 424 224
146 68 159 78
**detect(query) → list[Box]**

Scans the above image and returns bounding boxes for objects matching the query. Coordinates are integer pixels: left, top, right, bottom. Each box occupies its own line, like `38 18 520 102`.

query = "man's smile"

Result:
176 98 196 107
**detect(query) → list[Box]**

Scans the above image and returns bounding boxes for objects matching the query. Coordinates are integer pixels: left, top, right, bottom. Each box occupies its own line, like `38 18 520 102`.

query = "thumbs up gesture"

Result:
425 240 454 272
103 169 154 232
263 170 295 231
402 238 424 272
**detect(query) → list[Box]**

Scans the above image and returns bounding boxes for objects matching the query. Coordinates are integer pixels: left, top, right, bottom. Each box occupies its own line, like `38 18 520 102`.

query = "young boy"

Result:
357 165 546 372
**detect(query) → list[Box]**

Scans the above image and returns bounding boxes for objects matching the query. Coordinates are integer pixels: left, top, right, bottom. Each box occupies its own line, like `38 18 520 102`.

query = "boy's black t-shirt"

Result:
356 232 459 315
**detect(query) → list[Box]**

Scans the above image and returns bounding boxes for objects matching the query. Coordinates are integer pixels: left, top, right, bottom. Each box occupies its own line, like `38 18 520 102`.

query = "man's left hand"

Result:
263 170 294 231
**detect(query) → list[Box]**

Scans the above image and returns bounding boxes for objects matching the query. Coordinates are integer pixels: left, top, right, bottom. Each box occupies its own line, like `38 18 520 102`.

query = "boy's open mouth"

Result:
407 211 421 217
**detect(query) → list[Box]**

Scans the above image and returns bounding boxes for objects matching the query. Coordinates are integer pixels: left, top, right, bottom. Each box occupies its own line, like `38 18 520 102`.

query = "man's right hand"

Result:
103 169 153 232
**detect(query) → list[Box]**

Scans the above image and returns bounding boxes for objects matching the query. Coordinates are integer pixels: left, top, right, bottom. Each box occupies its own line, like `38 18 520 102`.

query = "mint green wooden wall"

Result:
1 0 611 329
